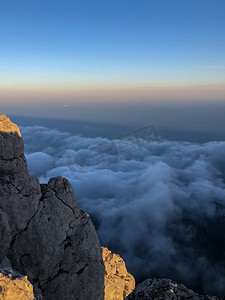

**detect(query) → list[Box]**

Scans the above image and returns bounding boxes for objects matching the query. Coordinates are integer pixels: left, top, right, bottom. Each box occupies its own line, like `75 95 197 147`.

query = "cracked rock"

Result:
0 115 104 300
0 115 41 262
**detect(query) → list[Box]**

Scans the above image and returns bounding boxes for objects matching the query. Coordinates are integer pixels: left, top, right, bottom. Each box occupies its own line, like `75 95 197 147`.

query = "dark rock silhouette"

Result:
0 115 104 300
125 278 219 300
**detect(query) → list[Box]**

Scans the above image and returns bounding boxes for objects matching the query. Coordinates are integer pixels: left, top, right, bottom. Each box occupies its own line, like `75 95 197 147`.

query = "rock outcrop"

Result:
0 268 34 300
125 278 219 300
102 247 135 300
0 115 105 300
0 115 41 262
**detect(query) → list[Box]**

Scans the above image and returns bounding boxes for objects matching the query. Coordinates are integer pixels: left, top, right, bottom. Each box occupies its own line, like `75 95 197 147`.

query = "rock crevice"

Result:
0 115 105 300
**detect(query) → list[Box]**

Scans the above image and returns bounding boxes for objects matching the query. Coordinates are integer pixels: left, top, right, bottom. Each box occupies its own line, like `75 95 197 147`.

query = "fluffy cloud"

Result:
21 125 225 296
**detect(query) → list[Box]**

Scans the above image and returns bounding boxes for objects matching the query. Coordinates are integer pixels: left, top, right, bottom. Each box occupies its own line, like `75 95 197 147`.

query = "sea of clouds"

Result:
21 125 225 296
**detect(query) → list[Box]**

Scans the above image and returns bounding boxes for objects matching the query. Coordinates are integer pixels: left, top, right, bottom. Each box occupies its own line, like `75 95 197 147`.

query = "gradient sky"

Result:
1 0 225 139
1 0 225 100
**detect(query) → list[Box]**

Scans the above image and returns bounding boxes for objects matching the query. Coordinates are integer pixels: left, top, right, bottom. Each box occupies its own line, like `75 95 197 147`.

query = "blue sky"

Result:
1 0 225 92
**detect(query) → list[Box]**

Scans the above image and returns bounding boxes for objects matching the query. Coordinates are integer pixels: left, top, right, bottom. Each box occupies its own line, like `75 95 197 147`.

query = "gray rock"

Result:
125 278 219 300
0 115 105 299
9 178 104 300
0 114 23 160
0 257 12 269
0 115 41 261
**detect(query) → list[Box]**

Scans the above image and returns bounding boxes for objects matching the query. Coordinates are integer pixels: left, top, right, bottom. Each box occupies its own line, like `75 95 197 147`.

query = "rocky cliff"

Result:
102 247 135 300
0 115 105 299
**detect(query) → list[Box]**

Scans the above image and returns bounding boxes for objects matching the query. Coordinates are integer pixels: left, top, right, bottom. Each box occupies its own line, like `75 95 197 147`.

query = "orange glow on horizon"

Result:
0 83 225 102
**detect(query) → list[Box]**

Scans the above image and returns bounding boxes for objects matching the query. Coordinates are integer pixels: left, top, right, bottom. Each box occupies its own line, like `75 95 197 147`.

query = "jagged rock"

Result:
0 115 105 299
125 278 219 300
102 247 135 300
0 268 34 300
0 115 41 263
8 178 104 300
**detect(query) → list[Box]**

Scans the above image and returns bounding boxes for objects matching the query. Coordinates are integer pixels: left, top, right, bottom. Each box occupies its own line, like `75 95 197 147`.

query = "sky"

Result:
0 0 225 135
1 1 225 294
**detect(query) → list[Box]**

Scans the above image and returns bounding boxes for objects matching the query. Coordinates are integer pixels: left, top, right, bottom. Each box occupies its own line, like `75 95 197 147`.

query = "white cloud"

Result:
21 125 225 296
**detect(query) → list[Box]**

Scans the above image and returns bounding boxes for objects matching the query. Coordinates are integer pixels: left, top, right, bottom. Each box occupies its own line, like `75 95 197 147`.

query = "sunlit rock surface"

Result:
0 268 34 300
0 115 105 300
102 247 135 300
125 278 219 300
0 115 21 137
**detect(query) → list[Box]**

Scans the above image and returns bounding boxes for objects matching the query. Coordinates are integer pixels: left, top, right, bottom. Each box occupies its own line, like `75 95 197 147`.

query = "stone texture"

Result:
0 115 21 137
8 178 105 300
102 247 135 300
0 115 41 263
0 115 105 300
0 268 34 300
125 278 219 300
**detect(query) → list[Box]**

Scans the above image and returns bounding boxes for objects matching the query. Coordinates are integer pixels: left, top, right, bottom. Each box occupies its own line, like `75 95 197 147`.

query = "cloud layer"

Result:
21 125 225 296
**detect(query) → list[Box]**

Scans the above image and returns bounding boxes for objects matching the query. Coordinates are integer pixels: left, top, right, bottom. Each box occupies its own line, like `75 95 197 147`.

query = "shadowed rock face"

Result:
0 268 34 300
125 278 219 300
0 115 105 300
0 115 41 263
102 247 135 300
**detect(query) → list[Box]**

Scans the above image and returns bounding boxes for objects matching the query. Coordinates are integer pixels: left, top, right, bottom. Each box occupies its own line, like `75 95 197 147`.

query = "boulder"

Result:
102 247 135 300
8 177 105 300
125 278 219 300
